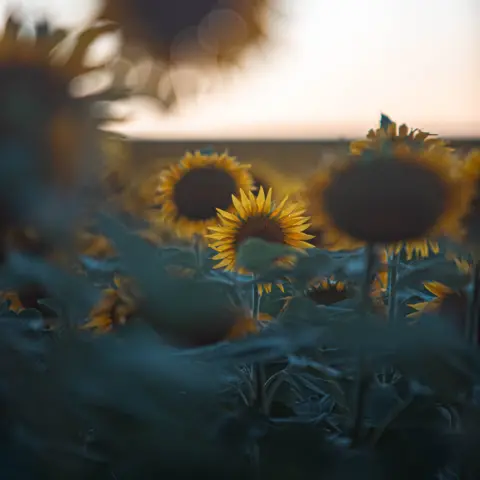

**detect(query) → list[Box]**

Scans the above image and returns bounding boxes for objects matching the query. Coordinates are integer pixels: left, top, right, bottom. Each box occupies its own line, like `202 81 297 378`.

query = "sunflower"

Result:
0 17 117 193
0 290 23 312
349 117 454 257
350 120 451 157
76 231 116 258
306 277 351 306
306 148 470 247
207 187 314 294
225 312 272 341
407 259 478 340
98 0 272 67
82 276 136 333
163 309 272 348
0 228 59 316
156 150 254 237
458 150 480 256
387 240 440 261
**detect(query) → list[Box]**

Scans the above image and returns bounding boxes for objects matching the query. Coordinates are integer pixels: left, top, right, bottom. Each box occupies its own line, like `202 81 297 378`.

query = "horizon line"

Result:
123 135 480 143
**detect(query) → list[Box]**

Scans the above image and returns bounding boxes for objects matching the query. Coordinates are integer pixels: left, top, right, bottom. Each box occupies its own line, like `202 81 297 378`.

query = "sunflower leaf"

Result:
236 238 307 276
380 113 393 130
363 382 403 428
287 248 334 282
180 323 326 365
395 258 469 291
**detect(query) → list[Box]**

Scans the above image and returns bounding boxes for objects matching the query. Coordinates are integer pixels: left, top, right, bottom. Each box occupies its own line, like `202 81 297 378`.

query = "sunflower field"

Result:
0 4 479 480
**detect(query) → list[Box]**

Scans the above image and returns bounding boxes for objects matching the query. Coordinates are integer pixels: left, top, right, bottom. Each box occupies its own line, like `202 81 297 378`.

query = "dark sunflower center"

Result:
235 216 285 246
461 182 480 245
0 62 71 137
322 156 448 243
0 62 73 193
172 166 237 221
307 285 349 306
129 0 220 47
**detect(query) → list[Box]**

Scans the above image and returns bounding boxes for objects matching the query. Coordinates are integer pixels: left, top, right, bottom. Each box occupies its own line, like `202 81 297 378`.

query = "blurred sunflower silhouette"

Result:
82 276 137 333
76 230 116 259
458 149 480 257
207 187 314 294
348 117 453 258
166 307 272 348
0 290 23 312
306 148 470 248
99 0 272 66
225 310 272 341
0 17 117 191
0 228 60 317
408 259 477 341
156 150 254 237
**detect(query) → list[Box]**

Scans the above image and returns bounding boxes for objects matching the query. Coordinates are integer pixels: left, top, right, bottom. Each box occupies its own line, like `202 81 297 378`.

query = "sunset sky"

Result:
3 0 479 138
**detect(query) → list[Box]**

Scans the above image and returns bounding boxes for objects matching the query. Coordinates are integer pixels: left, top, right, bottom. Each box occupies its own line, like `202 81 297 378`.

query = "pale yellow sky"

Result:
3 0 480 138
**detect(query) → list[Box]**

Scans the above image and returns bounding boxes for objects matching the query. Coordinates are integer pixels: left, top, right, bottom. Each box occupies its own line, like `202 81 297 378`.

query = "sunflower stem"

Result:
466 261 480 344
250 281 266 479
192 234 203 272
351 243 376 447
251 282 268 414
387 252 399 322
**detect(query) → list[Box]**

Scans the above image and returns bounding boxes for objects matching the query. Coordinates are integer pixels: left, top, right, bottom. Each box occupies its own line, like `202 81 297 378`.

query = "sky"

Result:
2 0 479 139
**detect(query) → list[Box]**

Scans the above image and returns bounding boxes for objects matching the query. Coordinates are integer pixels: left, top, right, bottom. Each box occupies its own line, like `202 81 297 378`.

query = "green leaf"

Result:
236 238 306 276
287 248 334 282
395 258 470 291
380 113 393 130
364 382 402 428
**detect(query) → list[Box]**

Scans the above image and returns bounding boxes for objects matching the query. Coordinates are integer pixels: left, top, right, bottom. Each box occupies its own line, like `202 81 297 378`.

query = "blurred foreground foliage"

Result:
1 214 479 479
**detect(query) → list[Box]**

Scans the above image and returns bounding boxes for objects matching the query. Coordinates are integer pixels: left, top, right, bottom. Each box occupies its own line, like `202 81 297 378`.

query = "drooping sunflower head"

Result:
408 280 472 336
306 277 351 306
458 150 480 256
156 150 254 237
350 116 452 157
99 0 272 67
306 148 470 246
207 187 314 293
388 239 440 261
409 257 471 320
